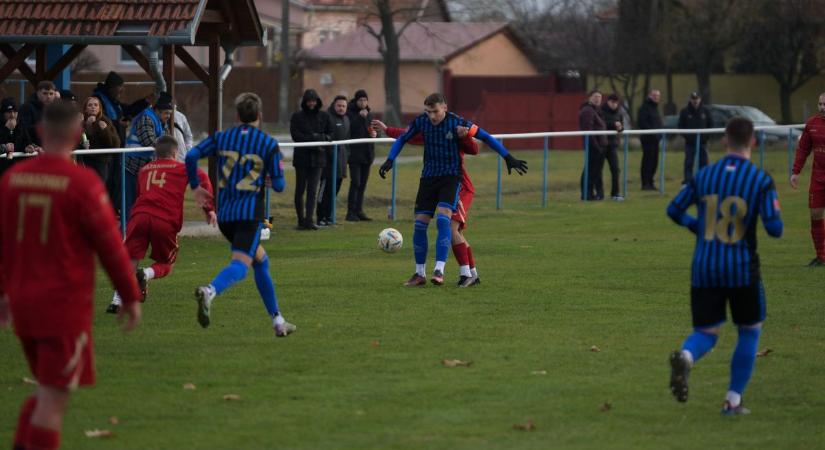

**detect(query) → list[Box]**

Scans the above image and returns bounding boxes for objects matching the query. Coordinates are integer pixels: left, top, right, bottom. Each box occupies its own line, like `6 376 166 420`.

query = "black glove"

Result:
378 159 394 179
504 154 528 175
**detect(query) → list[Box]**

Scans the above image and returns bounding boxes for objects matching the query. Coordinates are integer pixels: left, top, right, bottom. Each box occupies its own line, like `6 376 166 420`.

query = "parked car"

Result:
663 104 801 142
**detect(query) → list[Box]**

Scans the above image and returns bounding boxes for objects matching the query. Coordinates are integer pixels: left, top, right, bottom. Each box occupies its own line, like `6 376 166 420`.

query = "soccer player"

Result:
375 119 481 287
378 93 527 286
0 101 142 450
666 117 783 415
107 135 216 314
790 92 825 266
185 92 296 337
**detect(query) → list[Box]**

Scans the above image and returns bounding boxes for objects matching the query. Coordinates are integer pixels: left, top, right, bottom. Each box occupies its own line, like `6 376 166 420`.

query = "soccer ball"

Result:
378 228 403 253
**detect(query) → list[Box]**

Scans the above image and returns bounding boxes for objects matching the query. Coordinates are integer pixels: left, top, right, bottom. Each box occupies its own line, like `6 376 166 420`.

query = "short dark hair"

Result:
235 92 262 123
333 95 348 104
154 135 179 158
42 101 79 140
725 117 754 150
424 93 447 107
37 80 56 92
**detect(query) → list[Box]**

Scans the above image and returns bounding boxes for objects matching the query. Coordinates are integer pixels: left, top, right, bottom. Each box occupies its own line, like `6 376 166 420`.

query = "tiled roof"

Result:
0 0 201 38
304 22 507 62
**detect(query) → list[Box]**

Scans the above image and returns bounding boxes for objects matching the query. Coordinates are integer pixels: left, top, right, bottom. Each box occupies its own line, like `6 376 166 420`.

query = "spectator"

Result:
290 89 333 230
678 91 713 184
579 90 607 200
638 89 663 191
346 89 377 221
59 89 77 105
172 109 194 161
601 93 625 201
15 80 57 154
78 96 121 183
123 93 174 220
0 97 20 177
318 95 350 226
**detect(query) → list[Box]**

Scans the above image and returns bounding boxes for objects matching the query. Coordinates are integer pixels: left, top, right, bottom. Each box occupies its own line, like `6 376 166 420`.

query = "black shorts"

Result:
218 220 263 258
690 280 766 328
414 175 461 216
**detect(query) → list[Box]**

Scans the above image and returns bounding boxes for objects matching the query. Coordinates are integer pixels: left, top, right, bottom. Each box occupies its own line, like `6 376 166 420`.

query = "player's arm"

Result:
791 124 812 188
466 122 528 175
379 119 420 178
666 182 699 234
455 126 479 155
385 126 425 145
267 142 286 193
759 177 784 238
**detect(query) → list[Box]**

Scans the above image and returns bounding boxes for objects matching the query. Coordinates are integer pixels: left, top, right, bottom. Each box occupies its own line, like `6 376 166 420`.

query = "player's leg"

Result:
670 287 725 403
723 281 767 415
251 245 296 337
807 183 825 265
406 180 436 286
450 194 474 286
26 385 70 450
109 214 150 313
431 177 461 285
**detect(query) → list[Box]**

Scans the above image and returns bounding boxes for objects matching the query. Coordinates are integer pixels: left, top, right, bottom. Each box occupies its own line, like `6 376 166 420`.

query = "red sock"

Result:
812 219 825 260
27 425 60 450
150 262 172 279
14 396 37 449
452 242 470 266
466 246 476 269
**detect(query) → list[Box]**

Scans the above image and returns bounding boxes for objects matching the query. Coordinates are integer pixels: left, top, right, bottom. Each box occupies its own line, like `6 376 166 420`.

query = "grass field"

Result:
1 143 824 449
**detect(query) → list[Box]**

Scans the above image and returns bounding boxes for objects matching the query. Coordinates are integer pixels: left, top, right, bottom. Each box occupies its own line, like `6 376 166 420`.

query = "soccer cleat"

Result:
404 273 427 286
721 401 751 416
669 350 690 403
275 321 297 337
194 285 215 328
431 270 444 285
807 257 825 267
457 275 478 288
136 268 148 302
105 303 120 314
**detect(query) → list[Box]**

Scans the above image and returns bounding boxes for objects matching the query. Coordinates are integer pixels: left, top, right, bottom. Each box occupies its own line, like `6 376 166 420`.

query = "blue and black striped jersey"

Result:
668 154 783 287
186 124 285 222
390 112 474 178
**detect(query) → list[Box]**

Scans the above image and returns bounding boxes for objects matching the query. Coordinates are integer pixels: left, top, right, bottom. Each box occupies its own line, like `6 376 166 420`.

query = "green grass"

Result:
2 144 824 449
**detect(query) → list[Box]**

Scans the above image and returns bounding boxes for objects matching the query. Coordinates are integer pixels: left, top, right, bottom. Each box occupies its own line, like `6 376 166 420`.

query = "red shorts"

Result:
125 213 179 264
809 177 825 208
20 332 95 390
451 190 474 231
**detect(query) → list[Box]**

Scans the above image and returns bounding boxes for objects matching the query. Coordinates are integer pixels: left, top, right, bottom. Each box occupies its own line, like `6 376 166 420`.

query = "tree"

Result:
734 0 825 123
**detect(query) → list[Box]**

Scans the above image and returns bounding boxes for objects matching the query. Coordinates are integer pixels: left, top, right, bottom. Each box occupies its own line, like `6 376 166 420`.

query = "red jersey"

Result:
131 159 214 232
0 154 141 338
385 126 478 194
793 114 825 180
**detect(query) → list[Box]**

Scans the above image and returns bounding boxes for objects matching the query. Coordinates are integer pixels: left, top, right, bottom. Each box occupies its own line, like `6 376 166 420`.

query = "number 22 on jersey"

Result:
218 150 263 191
702 194 747 244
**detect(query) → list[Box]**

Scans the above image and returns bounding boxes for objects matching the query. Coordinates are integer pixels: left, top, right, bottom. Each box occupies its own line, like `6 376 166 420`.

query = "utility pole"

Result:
278 0 291 126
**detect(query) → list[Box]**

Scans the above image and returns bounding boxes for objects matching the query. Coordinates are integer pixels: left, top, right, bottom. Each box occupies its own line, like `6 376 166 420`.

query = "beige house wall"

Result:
303 61 439 115
589 73 825 124
446 33 538 76
301 10 359 49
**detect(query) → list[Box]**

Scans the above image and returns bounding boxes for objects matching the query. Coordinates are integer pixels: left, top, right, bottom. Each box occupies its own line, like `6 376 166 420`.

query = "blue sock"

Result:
211 260 248 295
253 256 280 317
435 213 451 264
729 326 761 395
413 220 429 264
681 329 718 363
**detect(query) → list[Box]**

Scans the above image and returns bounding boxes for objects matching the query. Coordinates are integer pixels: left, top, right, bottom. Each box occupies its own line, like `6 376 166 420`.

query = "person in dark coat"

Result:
601 93 625 200
678 91 714 184
637 89 663 190
78 95 121 183
1 97 22 178
346 89 377 221
290 89 333 230
579 90 607 200
15 80 58 153
318 95 350 226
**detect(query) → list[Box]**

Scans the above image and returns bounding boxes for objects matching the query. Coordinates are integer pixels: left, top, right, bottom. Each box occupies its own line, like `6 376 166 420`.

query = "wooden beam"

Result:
43 44 87 81
35 45 46 81
174 46 209 84
218 0 241 43
163 44 176 99
200 8 224 23
120 45 153 77
0 43 38 85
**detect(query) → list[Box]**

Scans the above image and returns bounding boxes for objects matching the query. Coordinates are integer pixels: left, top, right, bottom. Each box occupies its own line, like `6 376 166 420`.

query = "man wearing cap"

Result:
678 92 713 184
15 80 57 154
123 92 174 220
0 97 20 177
601 93 625 200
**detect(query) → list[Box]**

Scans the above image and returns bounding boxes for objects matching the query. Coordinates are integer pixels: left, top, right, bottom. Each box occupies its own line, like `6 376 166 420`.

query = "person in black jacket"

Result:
601 93 625 200
346 89 377 221
15 80 58 154
290 89 333 230
678 92 713 184
637 89 662 190
579 90 607 200
1 97 21 178
318 95 350 226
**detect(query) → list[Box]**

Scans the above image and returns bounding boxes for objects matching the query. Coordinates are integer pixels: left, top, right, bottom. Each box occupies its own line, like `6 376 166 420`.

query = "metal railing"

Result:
5 124 803 229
